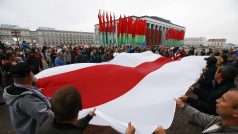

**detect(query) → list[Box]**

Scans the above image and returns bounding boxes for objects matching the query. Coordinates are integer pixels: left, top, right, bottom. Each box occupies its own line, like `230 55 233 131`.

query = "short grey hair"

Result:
230 88 238 109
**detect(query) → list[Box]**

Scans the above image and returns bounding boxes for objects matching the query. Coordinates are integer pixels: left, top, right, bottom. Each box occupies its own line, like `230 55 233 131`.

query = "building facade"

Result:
94 16 185 47
207 39 227 49
141 16 185 47
36 28 95 47
0 24 95 47
184 37 207 47
226 43 236 49
0 24 32 45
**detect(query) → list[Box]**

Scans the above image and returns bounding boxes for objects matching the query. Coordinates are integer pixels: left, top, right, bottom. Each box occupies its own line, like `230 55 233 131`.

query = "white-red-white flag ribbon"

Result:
36 51 206 134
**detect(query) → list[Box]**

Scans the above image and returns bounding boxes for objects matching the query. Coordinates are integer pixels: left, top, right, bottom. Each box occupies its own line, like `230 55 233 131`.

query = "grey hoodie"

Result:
3 84 53 134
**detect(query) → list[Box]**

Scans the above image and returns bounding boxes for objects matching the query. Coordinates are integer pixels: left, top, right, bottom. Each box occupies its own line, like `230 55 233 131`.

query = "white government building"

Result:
0 24 95 47
184 37 235 49
184 37 208 47
207 39 228 49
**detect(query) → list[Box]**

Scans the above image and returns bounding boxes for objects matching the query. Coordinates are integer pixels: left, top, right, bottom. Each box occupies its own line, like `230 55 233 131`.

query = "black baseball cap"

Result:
10 62 32 78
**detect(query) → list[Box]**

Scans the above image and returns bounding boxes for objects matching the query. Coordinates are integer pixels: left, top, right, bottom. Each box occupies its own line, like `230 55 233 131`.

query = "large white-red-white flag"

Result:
36 51 206 134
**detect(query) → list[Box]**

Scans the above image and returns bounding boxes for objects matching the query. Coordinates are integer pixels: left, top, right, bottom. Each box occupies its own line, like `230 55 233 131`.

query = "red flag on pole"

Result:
98 10 102 32
106 12 109 33
128 16 133 34
102 11 105 33
110 13 113 32
113 13 116 33
122 15 126 34
117 15 122 37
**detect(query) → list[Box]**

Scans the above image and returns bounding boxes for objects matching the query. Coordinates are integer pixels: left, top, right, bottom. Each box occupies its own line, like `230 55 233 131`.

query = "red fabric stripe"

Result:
37 57 173 108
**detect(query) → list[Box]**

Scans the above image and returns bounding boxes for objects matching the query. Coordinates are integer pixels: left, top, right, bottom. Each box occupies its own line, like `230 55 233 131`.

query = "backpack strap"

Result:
10 93 32 105
10 92 51 110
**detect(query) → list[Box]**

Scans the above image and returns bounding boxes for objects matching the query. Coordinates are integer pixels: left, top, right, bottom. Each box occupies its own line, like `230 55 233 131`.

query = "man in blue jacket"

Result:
55 50 66 66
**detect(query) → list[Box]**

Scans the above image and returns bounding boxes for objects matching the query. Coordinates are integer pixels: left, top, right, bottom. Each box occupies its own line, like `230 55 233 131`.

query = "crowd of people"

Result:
1 40 238 134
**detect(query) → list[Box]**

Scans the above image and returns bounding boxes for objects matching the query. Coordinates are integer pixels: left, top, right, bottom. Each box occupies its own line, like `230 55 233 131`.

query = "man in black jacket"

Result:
181 65 238 115
38 86 95 134
192 56 217 100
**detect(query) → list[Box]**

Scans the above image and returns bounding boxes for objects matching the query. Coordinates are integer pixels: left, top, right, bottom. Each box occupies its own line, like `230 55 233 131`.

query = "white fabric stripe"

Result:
79 55 206 134
36 51 206 134
35 51 160 79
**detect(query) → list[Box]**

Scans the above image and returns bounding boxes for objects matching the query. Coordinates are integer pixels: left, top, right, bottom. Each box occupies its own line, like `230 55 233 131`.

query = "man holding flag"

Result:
137 88 238 134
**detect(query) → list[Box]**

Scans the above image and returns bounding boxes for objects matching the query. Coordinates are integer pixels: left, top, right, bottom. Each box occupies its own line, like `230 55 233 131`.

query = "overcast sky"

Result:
0 0 237 44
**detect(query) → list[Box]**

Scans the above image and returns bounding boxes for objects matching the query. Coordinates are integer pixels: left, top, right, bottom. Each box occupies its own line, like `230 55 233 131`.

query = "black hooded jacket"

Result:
187 80 235 115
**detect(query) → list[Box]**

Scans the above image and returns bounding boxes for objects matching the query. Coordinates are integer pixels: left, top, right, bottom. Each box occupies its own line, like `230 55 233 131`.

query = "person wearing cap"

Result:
2 62 53 134
55 50 66 67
